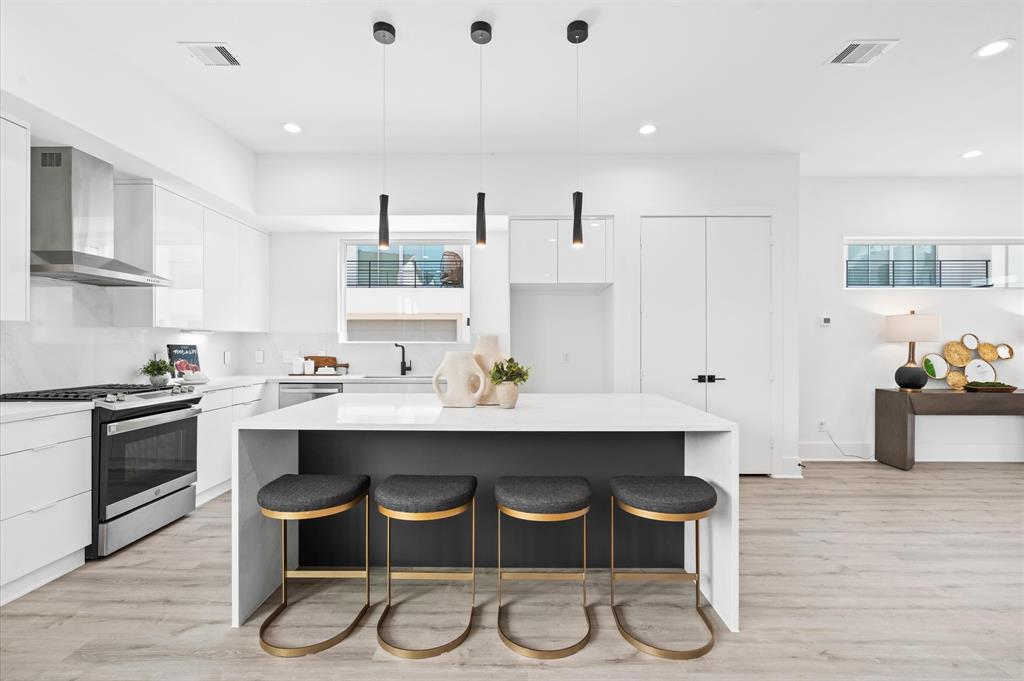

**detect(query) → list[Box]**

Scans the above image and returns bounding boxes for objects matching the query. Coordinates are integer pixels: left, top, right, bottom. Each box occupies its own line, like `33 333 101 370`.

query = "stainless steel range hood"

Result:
30 147 170 287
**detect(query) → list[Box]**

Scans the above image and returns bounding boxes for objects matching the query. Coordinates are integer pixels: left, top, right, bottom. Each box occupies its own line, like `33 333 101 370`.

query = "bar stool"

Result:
495 475 592 659
609 475 717 659
374 474 477 659
256 473 371 657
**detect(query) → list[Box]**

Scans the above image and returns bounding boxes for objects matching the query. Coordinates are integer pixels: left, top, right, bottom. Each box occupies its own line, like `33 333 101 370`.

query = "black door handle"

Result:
706 375 727 383
691 375 707 383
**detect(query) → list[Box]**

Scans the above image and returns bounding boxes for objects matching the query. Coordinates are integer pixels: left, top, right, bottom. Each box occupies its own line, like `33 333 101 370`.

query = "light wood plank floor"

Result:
1 462 1021 681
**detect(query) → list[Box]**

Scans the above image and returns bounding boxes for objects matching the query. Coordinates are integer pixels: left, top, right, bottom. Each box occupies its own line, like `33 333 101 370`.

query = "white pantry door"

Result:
641 216 773 474
706 217 772 474
640 217 708 412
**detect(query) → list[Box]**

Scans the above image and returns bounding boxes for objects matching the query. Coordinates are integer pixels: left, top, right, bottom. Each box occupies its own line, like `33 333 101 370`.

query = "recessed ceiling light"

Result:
282 122 302 134
961 149 983 159
974 39 1014 58
638 124 657 135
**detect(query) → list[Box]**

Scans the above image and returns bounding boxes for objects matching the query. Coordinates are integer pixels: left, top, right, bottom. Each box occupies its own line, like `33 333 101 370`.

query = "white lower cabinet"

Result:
196 385 264 502
0 411 92 605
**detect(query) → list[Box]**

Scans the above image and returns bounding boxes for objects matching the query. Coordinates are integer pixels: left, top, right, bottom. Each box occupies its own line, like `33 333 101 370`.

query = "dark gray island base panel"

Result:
298 430 687 569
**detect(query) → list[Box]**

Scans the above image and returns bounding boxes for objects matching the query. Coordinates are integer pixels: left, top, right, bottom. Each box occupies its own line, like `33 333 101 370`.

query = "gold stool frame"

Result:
610 496 714 659
376 498 476 659
258 492 370 658
496 505 592 659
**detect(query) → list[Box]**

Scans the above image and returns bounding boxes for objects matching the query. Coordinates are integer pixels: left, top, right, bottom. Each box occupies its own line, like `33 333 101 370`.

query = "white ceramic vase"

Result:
433 351 487 408
496 382 519 409
473 335 505 405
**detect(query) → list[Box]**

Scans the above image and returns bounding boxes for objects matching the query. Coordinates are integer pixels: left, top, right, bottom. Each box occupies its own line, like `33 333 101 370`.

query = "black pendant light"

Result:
472 21 491 248
568 20 588 247
374 21 395 250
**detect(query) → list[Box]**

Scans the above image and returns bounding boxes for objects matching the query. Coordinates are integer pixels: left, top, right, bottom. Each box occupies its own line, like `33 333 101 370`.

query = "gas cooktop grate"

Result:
0 384 168 401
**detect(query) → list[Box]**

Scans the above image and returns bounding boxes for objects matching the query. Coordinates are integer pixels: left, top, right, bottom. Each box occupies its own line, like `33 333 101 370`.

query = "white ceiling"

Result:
6 1 1022 176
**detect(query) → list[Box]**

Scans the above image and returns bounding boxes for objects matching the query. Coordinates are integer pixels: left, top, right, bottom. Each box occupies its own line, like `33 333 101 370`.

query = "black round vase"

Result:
894 365 928 390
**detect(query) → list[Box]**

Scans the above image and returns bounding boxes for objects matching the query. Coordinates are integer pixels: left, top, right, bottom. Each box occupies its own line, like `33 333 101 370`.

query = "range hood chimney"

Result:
30 147 170 287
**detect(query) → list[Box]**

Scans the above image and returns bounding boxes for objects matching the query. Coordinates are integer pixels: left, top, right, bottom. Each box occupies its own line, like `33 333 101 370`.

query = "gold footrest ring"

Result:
376 603 474 659
259 600 370 658
611 602 714 660
497 604 592 659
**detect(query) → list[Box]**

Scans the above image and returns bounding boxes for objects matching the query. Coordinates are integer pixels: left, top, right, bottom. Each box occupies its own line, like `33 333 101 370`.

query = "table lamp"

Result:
884 310 940 391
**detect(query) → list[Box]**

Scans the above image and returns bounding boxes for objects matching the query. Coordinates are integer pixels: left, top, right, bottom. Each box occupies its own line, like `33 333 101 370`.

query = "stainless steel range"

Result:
0 383 202 557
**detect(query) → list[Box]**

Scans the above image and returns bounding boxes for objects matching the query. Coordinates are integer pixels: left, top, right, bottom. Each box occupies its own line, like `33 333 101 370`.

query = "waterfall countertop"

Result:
233 392 738 432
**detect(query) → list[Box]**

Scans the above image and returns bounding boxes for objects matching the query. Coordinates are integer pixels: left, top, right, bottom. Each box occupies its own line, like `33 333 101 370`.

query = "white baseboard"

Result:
800 441 1024 462
196 479 231 507
0 550 83 606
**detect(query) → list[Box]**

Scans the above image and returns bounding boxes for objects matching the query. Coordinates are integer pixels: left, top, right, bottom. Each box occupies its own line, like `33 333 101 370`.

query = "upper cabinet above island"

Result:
509 218 612 286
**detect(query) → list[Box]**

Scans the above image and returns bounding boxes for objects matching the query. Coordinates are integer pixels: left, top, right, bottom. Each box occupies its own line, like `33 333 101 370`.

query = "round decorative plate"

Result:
922 353 949 379
964 358 996 383
996 343 1014 360
943 341 971 367
961 333 980 350
977 342 998 362
946 371 967 390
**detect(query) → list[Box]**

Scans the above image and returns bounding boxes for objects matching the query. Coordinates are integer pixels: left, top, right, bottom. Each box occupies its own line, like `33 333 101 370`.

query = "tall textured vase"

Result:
473 335 505 406
432 351 487 408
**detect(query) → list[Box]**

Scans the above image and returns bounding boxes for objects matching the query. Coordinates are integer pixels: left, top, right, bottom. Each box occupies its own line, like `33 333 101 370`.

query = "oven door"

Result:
98 406 200 520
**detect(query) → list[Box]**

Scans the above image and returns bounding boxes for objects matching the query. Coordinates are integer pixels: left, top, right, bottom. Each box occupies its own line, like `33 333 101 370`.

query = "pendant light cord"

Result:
382 42 387 195
479 44 484 192
576 41 581 190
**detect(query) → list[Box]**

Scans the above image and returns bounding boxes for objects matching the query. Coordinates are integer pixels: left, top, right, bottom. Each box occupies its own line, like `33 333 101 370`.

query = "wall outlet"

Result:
255 350 265 364
818 420 827 432
223 350 232 365
562 352 570 364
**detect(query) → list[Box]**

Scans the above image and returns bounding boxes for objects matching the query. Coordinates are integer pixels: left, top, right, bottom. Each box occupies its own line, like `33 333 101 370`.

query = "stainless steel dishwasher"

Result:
277 382 344 409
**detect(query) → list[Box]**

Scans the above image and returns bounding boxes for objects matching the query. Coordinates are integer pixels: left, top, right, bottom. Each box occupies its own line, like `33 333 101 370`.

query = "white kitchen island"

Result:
232 393 740 632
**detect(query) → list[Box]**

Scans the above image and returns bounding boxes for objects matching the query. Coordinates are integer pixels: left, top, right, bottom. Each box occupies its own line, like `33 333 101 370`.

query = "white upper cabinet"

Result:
203 208 240 331
509 218 612 285
113 184 204 329
557 218 608 283
236 223 269 332
203 208 269 332
0 115 30 322
509 219 558 284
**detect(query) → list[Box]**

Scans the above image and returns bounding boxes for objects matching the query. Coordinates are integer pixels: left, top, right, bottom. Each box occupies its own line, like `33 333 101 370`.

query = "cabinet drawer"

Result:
0 491 90 585
200 388 233 411
1 411 91 456
0 437 91 521
232 384 264 405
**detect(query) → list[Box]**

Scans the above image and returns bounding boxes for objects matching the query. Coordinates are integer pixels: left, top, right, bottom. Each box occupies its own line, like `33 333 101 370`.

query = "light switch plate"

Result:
820 315 832 327
223 350 232 365
255 350 265 364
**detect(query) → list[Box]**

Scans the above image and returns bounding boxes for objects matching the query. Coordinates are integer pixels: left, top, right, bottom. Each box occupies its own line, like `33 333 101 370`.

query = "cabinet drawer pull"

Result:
30 443 60 453
28 501 58 514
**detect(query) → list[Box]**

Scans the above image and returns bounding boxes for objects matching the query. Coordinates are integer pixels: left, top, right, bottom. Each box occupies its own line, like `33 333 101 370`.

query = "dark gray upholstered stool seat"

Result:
610 475 717 515
495 476 591 515
257 474 370 513
374 475 477 514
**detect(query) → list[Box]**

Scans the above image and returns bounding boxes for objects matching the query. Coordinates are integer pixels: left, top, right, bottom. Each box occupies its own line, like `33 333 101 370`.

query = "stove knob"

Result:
104 393 117 403
171 385 182 394
185 385 195 393
116 393 127 402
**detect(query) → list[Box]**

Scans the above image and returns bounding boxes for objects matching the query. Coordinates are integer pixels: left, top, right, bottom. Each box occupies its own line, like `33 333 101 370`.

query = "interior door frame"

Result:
640 214 778 476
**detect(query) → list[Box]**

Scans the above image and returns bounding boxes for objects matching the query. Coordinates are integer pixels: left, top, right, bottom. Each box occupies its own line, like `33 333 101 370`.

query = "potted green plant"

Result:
489 357 530 409
140 358 174 386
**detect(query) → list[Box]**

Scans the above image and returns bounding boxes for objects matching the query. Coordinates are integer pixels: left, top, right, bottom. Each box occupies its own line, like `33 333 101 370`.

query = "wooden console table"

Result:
875 389 1024 470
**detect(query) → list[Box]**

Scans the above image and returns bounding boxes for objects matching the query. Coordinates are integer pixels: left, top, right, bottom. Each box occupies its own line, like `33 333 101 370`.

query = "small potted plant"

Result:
489 357 530 409
140 358 174 386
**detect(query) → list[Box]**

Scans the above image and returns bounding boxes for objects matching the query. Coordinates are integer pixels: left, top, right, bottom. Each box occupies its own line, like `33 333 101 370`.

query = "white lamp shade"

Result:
884 312 940 342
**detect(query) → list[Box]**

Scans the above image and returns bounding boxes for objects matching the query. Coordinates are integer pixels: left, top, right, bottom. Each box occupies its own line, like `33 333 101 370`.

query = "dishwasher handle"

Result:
278 388 342 394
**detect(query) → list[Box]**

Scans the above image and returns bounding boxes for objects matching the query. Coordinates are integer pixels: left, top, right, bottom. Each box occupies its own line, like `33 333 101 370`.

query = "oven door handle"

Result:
106 406 202 436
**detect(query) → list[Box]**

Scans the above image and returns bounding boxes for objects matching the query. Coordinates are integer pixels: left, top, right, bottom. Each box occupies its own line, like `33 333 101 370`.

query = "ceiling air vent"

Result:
829 39 898 65
179 42 241 66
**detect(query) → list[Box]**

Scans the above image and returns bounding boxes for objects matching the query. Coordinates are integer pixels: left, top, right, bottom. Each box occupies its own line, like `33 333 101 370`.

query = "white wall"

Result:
0 280 242 394
0 3 255 213
800 177 1024 462
256 151 801 476
511 287 613 393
